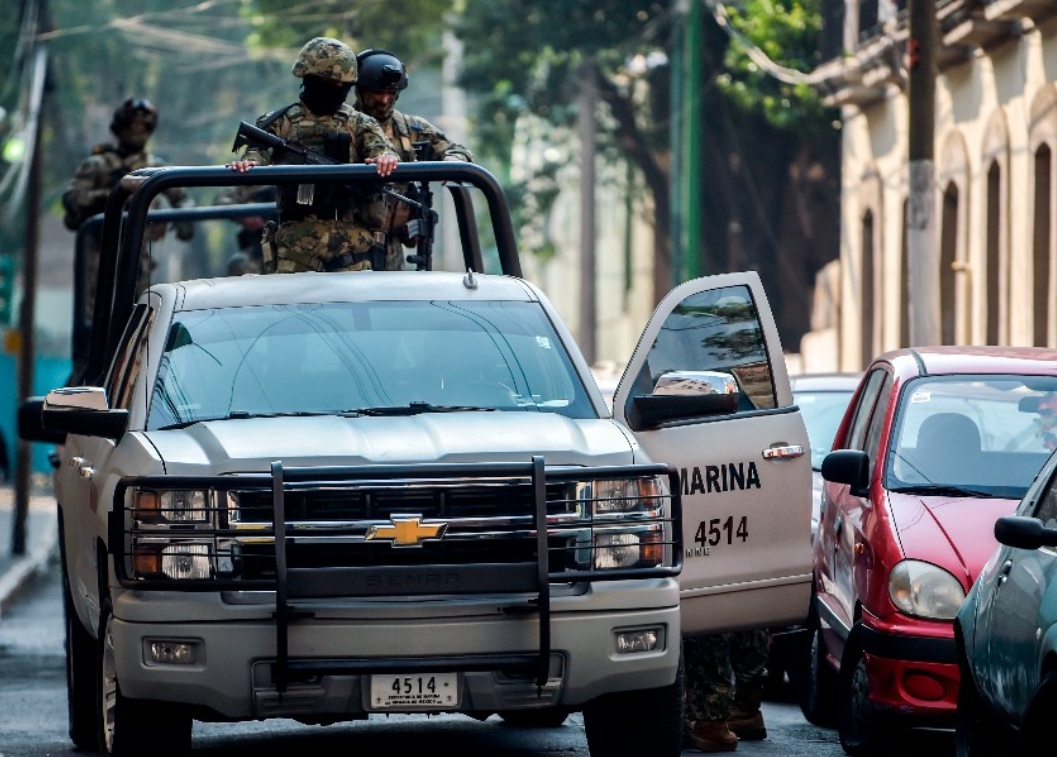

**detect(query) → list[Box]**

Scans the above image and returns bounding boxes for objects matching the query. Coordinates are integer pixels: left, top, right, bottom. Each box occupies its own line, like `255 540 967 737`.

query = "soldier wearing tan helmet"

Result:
62 97 195 319
354 49 474 270
227 37 399 273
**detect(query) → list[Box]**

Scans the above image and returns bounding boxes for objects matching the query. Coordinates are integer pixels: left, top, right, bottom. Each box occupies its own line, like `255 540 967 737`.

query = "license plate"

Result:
369 673 460 710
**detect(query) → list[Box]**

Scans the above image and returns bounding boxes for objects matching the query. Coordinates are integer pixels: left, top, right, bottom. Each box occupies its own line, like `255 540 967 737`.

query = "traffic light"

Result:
906 38 921 71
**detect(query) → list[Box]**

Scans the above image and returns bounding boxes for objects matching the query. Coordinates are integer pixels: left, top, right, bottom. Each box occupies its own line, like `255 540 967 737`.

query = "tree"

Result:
455 0 840 345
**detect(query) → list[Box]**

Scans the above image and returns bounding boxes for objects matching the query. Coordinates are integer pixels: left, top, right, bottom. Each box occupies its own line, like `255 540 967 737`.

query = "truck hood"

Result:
143 413 639 473
888 491 1019 588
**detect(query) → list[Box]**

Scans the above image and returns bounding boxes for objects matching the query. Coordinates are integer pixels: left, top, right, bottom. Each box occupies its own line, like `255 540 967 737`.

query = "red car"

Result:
795 347 1057 755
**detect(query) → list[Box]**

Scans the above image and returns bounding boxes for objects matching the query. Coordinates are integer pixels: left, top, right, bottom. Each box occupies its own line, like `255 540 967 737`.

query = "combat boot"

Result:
728 704 767 740
687 720 739 752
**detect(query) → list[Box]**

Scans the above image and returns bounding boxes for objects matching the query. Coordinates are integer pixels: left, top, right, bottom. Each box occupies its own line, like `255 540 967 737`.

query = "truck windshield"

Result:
148 300 595 430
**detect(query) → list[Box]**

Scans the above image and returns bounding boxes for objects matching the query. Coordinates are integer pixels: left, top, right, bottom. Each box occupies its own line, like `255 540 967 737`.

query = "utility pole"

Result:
906 0 939 346
578 58 598 365
12 33 47 556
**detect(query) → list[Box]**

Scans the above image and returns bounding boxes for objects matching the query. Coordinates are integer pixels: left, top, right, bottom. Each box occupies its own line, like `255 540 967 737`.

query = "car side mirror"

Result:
994 515 1057 551
629 370 740 430
821 449 870 497
18 396 66 445
41 386 129 440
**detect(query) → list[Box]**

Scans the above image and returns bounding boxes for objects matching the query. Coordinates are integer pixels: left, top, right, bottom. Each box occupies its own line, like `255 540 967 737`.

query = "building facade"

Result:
804 0 1057 371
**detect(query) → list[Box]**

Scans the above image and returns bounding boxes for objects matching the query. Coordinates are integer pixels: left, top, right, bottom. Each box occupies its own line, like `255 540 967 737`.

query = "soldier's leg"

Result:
684 633 738 752
729 628 771 740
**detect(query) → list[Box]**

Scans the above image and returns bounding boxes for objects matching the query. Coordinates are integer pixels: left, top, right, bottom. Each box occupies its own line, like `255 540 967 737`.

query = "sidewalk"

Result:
0 482 59 619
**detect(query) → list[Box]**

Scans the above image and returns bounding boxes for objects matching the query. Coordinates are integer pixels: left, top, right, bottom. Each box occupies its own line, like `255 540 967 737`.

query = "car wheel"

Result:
794 612 837 727
582 652 684 757
837 641 894 756
59 517 96 750
954 654 1006 757
497 708 570 728
97 596 193 757
1021 670 1057 755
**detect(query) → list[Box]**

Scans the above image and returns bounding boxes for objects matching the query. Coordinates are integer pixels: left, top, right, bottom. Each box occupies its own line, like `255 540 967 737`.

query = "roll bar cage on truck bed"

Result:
88 162 523 384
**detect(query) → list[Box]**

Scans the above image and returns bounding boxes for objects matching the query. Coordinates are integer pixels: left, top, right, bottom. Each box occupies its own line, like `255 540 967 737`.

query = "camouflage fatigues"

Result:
684 629 769 723
240 102 397 273
62 145 194 319
368 110 474 270
213 184 278 272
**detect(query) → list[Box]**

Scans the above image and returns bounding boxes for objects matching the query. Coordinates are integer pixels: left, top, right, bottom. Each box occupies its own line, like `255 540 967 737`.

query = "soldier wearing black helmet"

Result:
62 97 195 319
354 49 473 270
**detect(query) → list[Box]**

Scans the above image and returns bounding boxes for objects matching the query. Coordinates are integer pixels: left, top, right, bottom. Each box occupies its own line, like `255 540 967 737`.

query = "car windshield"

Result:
147 300 595 430
886 375 1057 498
794 388 855 469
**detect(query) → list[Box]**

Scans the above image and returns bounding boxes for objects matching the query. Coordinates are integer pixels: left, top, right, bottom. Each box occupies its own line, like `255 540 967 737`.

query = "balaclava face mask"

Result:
300 75 353 116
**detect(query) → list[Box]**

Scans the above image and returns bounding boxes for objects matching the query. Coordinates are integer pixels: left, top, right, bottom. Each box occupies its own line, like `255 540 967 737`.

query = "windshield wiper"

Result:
889 484 992 498
350 402 498 416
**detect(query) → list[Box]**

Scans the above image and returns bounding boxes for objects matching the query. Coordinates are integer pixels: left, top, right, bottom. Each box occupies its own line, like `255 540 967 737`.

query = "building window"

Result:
940 182 958 345
1033 144 1052 346
861 209 875 367
986 162 1001 345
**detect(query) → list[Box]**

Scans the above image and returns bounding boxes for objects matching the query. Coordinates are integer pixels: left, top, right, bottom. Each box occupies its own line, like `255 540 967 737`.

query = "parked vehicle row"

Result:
790 347 1057 757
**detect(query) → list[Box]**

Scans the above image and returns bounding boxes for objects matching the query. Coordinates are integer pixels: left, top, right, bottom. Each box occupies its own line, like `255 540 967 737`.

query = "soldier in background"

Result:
226 37 398 273
354 49 473 270
62 97 195 318
684 629 771 752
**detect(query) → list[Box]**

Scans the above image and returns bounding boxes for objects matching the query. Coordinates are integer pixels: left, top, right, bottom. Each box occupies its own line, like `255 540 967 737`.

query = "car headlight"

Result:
133 489 211 524
576 476 664 517
888 559 965 620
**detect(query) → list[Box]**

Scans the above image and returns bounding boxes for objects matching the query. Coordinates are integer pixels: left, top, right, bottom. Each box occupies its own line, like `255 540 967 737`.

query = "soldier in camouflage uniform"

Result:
62 97 195 320
684 629 770 752
354 49 474 270
226 37 399 273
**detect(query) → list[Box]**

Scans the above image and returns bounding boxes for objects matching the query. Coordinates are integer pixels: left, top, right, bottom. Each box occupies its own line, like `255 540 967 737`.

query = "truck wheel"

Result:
497 708 569 728
97 597 193 756
794 610 837 727
582 657 684 757
60 521 96 750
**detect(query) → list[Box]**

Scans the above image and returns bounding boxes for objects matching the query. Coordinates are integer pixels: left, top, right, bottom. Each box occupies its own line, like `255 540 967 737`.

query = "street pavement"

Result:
0 481 59 622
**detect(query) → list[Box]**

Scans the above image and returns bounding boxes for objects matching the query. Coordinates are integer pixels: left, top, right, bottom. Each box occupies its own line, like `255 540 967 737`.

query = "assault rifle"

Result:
403 140 439 271
233 121 437 269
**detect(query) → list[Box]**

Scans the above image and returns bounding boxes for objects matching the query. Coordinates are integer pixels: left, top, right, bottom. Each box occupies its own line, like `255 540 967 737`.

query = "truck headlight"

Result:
134 489 210 524
888 559 965 620
577 476 664 517
592 529 664 570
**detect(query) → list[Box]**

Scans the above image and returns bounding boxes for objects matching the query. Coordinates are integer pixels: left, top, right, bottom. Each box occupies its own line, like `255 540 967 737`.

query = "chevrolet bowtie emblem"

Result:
365 517 448 547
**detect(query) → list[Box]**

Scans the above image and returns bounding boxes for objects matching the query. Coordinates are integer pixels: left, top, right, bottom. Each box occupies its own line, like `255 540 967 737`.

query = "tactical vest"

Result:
265 103 359 217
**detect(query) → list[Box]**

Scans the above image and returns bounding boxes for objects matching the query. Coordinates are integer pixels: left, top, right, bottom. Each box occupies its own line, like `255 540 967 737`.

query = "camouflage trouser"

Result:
684 628 770 723
271 218 378 273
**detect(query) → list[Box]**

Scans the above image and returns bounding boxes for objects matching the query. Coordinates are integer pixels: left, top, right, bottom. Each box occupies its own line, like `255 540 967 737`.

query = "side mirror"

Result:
630 370 740 430
821 449 870 497
42 386 129 440
18 396 66 444
994 515 1057 551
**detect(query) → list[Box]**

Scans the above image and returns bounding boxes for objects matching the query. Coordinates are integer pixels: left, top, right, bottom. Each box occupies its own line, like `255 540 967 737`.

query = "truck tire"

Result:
97 597 193 756
582 655 684 757
59 515 96 750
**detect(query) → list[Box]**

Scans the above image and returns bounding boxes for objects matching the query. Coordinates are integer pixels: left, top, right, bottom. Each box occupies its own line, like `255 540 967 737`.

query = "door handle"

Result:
763 444 805 460
998 559 1013 585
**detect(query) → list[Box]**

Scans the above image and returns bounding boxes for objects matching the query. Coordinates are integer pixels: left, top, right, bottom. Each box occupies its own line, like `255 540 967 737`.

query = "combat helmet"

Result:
110 97 157 134
292 37 358 84
355 49 408 93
